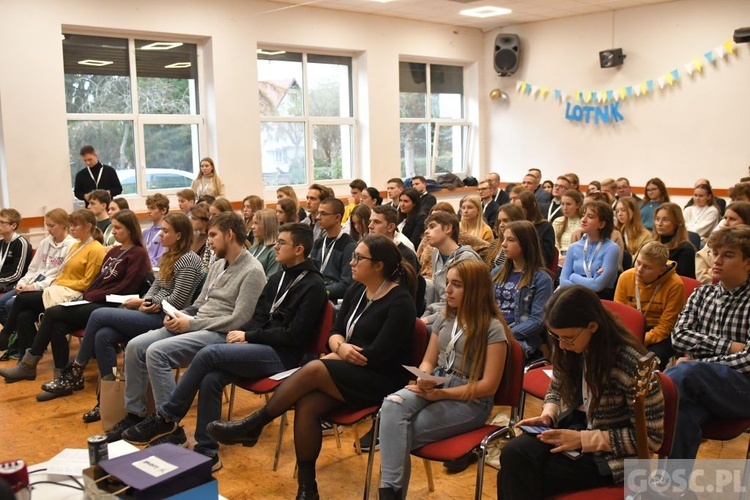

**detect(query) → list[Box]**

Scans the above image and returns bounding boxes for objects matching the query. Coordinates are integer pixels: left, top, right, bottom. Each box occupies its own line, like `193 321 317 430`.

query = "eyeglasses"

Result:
547 327 586 346
477 187 489 192
275 239 297 248
317 211 333 217
0 220 11 226
350 253 374 264
707 250 738 261
553 183 568 189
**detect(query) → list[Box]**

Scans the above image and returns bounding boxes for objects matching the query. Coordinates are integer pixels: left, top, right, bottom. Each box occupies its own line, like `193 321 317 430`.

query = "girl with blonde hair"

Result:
191 157 225 198
459 195 493 242
249 209 281 277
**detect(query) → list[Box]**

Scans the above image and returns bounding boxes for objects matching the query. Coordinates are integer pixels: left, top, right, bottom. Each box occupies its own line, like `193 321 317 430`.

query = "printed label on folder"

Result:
132 455 178 478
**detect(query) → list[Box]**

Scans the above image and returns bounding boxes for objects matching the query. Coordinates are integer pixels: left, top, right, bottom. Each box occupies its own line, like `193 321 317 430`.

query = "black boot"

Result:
296 481 319 500
206 410 267 447
379 487 402 499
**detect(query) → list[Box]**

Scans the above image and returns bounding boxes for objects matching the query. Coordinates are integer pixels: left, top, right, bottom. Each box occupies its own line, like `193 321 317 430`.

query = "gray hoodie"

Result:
421 245 481 325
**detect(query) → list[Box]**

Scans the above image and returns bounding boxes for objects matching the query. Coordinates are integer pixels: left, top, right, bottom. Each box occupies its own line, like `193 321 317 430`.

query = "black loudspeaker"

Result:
599 48 626 68
734 27 750 43
494 34 520 76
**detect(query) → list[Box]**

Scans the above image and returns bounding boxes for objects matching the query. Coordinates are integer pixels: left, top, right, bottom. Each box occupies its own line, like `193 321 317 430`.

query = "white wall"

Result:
0 0 484 217
481 0 750 192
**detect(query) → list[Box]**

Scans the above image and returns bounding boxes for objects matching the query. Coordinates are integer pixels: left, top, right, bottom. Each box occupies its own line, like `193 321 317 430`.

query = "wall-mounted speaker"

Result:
599 48 626 68
494 34 520 76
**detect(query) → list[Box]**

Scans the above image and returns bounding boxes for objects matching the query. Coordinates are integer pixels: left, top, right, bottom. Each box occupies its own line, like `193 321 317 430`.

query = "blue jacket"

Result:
492 267 553 357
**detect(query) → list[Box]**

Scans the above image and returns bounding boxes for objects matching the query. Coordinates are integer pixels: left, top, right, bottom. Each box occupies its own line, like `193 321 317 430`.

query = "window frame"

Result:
64 33 206 198
257 47 357 188
399 60 471 179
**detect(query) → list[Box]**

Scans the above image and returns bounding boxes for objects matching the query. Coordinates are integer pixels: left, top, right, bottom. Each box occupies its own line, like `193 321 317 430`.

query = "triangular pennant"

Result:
607 90 614 101
692 58 703 72
525 84 533 95
540 87 549 98
665 73 675 86
619 87 627 100
516 81 524 92
626 86 633 97
724 40 736 55
634 85 642 96
684 62 694 75
704 50 715 64
591 91 598 102
599 91 606 103
670 69 680 82
584 92 592 103
657 76 666 89
640 82 649 95
554 89 562 101
715 45 725 58
646 80 654 92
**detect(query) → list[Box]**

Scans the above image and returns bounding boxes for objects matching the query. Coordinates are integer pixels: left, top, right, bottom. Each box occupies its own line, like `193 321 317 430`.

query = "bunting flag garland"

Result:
516 39 739 104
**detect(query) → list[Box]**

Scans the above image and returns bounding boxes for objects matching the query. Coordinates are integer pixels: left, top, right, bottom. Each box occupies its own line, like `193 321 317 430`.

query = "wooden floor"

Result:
1 347 747 499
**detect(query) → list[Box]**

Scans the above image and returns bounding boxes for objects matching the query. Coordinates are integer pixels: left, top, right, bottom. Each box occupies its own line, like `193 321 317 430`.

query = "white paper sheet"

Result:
162 300 194 320
270 367 300 380
106 294 139 304
402 365 450 384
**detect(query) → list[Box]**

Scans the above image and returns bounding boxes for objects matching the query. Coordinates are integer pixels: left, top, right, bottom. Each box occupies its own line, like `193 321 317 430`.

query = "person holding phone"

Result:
498 285 665 499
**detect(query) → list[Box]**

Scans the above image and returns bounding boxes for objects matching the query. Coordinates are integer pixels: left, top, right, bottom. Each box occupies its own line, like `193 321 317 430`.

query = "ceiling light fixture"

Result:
460 6 511 18
257 49 287 56
165 62 191 69
140 42 184 51
78 59 114 67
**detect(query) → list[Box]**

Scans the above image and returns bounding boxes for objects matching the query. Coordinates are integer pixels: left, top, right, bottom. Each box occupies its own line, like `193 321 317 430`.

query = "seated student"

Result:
492 221 553 362
729 182 750 203
277 185 308 223
477 180 499 230
411 175 436 216
249 209 281 278
0 209 75 351
349 204 371 243
121 223 326 469
498 286 664 499
242 195 264 244
417 203 490 279
0 210 150 400
542 176 571 224
0 208 32 294
398 188 427 250
207 235 418 499
276 197 299 224
683 178 726 216
384 177 404 209
87 190 112 233
485 203 525 270
683 183 720 238
652 202 696 278
614 241 685 370
189 202 212 271
40 213 202 419
361 187 382 209
0 209 105 362
176 188 196 215
342 178 367 224
310 197 356 301
105 212 266 443
209 197 233 218
459 195 494 243
696 201 750 284
640 178 670 231
104 197 128 246
666 226 750 460
421 212 481 326
369 205 420 275
197 194 216 205
552 189 583 269
514 190 555 269
378 259 510 499
560 201 619 300
143 193 170 268
615 197 652 257
302 183 332 241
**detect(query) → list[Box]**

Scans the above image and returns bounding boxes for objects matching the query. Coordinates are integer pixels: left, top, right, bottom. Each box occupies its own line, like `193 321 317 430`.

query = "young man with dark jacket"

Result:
120 223 327 471
310 197 356 301
0 208 32 293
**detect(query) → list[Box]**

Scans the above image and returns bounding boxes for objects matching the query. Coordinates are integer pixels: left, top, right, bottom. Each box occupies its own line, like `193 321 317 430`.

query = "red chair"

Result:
225 300 334 471
363 339 525 499
520 299 646 418
323 319 430 457
701 419 750 459
549 371 679 500
679 276 701 302
548 247 560 280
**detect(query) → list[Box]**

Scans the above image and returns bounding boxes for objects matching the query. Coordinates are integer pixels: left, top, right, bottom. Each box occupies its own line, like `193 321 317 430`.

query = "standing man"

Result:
544 176 571 223
477 180 499 230
74 145 122 206
487 172 510 206
384 178 404 208
666 226 750 460
411 176 436 216
106 212 266 442
302 183 330 241
310 198 356 301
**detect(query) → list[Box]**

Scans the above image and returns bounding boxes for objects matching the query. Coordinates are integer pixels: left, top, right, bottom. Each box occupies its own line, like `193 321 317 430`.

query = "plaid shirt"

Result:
672 278 750 373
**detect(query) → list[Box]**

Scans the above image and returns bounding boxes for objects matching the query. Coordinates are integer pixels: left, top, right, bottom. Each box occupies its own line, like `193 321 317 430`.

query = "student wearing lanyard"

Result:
73 145 123 206
499 286 664 499
142 193 170 268
0 210 150 398
543 175 571 224
614 241 685 369
552 189 583 269
248 209 281 277
208 234 418 499
310 197 356 301
378 259 511 499
559 201 620 300
121 223 326 472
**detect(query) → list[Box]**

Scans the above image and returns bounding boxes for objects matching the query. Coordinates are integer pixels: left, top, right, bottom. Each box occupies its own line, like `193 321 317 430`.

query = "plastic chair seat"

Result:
325 406 380 426
412 424 504 462
701 419 750 441
236 377 282 395
523 366 550 399
549 486 621 499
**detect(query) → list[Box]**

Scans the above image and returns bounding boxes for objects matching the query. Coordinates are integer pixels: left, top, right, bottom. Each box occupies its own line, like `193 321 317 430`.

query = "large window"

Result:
258 50 354 187
399 62 469 178
63 34 202 197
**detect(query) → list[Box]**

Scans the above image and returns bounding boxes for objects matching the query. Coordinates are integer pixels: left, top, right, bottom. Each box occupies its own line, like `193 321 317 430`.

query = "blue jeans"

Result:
665 361 750 459
0 289 17 325
159 343 287 457
76 307 166 377
124 328 225 417
378 376 493 492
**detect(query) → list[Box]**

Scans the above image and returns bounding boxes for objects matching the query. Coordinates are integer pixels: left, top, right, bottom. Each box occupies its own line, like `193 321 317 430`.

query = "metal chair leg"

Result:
227 384 236 420
273 411 287 471
363 412 381 500
474 445 487 500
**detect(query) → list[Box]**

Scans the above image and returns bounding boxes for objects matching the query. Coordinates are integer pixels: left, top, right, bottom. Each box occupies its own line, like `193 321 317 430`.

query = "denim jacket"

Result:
492 267 554 357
